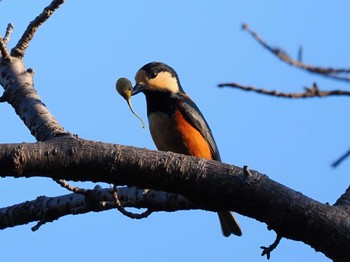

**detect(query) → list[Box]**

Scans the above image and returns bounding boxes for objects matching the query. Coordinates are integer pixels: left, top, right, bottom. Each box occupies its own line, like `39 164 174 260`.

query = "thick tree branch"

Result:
0 57 69 140
0 138 349 261
11 0 65 58
218 82 350 98
0 1 68 141
242 23 350 82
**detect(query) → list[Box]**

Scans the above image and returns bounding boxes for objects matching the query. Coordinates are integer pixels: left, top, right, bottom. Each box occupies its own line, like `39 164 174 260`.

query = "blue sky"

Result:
1 1 350 261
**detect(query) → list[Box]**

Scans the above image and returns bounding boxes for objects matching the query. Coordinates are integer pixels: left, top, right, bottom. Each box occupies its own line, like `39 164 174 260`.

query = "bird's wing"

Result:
178 95 221 161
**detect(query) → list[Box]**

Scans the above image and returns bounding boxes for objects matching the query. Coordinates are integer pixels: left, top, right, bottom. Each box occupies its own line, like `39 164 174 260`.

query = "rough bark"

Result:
0 137 349 261
0 186 194 231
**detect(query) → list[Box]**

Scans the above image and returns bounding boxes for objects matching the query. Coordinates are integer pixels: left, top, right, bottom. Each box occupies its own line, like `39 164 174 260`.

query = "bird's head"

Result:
132 62 185 96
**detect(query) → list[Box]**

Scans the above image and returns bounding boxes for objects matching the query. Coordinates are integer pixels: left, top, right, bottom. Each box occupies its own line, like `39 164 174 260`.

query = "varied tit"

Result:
132 61 242 237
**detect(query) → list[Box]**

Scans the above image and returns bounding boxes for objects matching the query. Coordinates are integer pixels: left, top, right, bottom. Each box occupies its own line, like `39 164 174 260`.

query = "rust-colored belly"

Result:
148 110 212 160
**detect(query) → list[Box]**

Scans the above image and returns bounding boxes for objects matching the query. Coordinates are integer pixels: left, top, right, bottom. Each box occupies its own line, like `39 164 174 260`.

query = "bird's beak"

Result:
132 83 144 96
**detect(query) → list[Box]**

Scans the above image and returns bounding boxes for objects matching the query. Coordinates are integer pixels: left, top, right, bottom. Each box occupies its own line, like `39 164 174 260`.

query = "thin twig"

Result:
0 36 10 61
112 186 153 219
53 179 87 194
3 23 14 45
31 214 50 231
331 148 350 168
218 82 350 98
11 0 65 58
297 45 303 62
242 23 350 82
261 234 283 260
243 165 253 177
54 180 109 211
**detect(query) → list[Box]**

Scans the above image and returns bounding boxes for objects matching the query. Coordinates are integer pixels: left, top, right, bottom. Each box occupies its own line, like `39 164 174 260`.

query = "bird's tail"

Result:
217 211 242 237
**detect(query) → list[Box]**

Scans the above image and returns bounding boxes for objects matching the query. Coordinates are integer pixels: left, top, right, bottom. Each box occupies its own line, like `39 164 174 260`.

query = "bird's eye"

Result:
149 70 158 79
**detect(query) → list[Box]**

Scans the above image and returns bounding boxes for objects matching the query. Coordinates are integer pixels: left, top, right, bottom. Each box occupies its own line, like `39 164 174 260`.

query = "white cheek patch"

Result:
148 72 179 93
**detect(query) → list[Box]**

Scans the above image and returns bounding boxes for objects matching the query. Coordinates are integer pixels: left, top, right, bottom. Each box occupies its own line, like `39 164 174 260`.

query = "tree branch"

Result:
0 138 349 261
0 36 10 61
0 56 69 140
0 1 68 141
112 186 153 219
11 0 65 58
261 234 283 260
0 186 194 231
331 148 350 168
3 23 14 45
334 186 350 214
242 23 350 82
218 82 350 98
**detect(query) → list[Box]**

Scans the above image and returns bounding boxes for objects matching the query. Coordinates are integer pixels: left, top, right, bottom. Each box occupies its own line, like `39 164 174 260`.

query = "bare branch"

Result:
243 165 253 177
218 82 350 98
242 23 350 82
0 138 349 261
3 23 14 45
54 179 87 194
297 45 303 62
0 186 195 230
334 186 350 213
331 148 350 168
0 55 69 140
11 0 65 58
0 36 10 61
112 186 153 219
261 234 283 260
0 2 67 141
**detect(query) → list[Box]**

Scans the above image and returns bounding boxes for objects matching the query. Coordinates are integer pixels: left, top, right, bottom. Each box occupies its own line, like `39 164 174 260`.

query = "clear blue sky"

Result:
1 1 350 261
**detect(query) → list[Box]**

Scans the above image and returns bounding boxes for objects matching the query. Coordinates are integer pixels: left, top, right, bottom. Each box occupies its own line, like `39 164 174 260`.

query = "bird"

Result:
131 61 242 237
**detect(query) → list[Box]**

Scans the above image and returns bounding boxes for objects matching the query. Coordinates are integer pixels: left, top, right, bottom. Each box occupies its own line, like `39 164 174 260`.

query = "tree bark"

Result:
0 137 349 261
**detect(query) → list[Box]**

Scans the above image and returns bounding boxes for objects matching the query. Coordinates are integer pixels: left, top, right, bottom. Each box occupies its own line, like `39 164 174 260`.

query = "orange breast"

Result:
174 109 213 160
148 109 213 160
